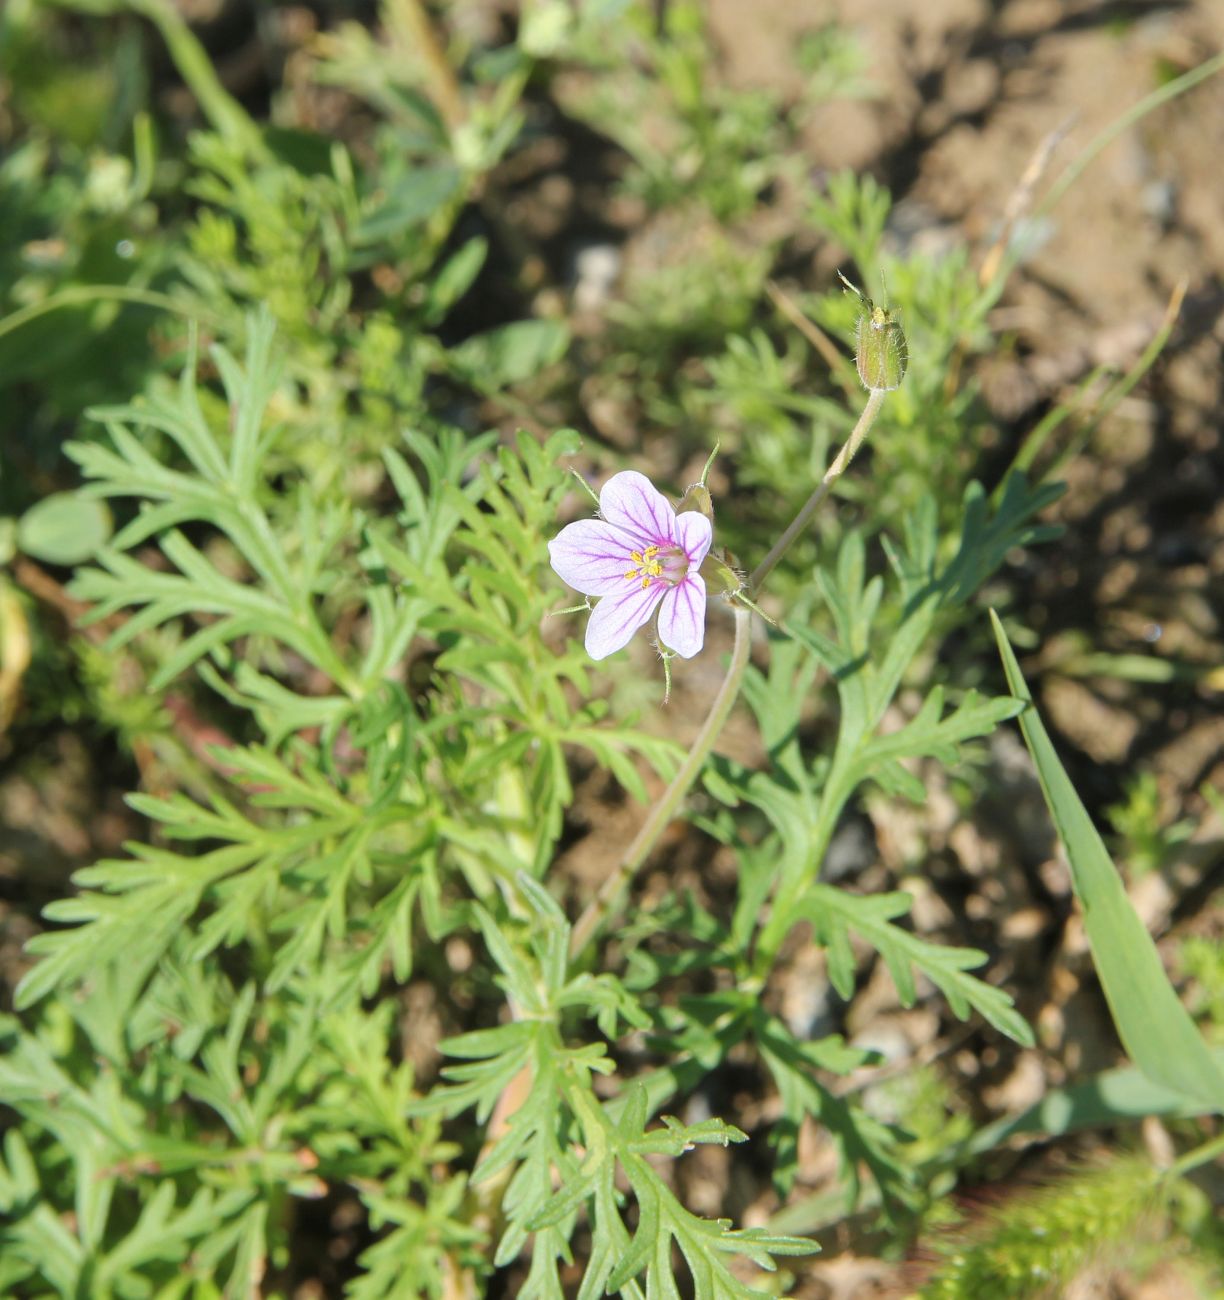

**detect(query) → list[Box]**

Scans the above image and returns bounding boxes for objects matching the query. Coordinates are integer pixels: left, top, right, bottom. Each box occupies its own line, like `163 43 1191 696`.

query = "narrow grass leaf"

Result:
968 1052 1224 1156
992 611 1224 1111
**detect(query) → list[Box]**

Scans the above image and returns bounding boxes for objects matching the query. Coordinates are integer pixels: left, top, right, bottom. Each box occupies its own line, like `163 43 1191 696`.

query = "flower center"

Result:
624 544 687 590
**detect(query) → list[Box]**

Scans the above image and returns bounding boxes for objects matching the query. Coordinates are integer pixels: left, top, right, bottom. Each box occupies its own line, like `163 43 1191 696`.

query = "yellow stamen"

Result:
624 544 666 588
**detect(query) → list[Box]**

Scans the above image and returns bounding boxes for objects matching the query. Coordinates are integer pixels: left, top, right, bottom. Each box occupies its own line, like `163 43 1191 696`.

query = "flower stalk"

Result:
749 385 886 597
568 381 890 956
551 268 904 957
569 600 753 958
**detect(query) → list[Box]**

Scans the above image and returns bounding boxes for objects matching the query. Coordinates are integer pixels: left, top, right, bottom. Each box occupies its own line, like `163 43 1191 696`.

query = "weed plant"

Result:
1 2 1221 1297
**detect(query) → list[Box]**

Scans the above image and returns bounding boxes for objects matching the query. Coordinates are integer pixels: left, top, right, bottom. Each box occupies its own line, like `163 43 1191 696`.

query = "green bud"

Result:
838 270 907 393
677 482 714 520
699 550 743 596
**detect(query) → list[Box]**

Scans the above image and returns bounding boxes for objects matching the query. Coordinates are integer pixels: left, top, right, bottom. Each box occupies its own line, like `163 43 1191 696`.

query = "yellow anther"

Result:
625 545 666 587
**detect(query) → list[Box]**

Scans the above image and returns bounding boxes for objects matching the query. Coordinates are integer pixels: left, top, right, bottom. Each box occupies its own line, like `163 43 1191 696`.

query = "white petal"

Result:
673 510 713 567
548 519 637 596
598 471 677 549
657 575 707 659
584 582 665 660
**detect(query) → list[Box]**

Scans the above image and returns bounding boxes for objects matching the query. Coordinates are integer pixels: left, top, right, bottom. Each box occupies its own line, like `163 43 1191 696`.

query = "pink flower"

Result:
548 471 712 661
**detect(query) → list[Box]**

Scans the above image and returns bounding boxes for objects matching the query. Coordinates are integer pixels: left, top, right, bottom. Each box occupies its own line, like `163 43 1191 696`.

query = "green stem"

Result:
978 51 1224 313
568 603 753 959
569 385 890 959
754 773 850 970
125 0 262 150
749 387 886 597
0 284 222 344
1037 52 1224 220
1169 1130 1224 1179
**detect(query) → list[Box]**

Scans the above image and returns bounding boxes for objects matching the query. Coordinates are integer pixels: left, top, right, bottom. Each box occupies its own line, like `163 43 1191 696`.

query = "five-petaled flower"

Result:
548 471 712 661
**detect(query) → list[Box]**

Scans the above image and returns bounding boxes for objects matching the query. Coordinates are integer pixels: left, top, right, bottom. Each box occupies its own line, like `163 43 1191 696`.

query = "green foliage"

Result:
0 965 476 1297
559 1 798 222
795 886 1029 1043
808 171 893 281
17 322 678 1018
5 2 1219 1295
716 473 1062 956
994 614 1224 1111
967 1058 1224 1160
918 1157 1170 1300
0 105 165 464
16 491 111 564
1106 770 1196 879
756 1009 913 1213
1180 934 1224 1036
413 877 817 1297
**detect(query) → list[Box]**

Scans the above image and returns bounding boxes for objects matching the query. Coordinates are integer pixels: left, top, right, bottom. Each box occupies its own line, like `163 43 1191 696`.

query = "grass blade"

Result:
991 611 1224 1112
968 1053 1224 1156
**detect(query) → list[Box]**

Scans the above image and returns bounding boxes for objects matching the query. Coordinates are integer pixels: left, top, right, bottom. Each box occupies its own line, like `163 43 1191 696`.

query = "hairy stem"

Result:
569 602 753 959
569 384 889 958
749 386 886 597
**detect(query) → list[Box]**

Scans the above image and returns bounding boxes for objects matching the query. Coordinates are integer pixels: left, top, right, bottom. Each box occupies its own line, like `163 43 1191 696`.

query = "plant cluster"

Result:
1 2 1221 1297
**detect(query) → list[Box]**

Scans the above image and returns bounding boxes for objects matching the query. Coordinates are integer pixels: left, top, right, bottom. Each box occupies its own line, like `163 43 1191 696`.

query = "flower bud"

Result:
699 550 743 596
676 481 714 520
838 270 907 392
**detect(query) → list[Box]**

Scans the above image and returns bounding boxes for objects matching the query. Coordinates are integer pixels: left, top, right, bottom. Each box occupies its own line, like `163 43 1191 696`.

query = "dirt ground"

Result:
3 1 1224 1296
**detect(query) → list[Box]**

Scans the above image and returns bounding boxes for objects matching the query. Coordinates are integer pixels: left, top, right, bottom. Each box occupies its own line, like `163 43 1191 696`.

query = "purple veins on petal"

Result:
657 575 707 659
673 510 713 568
598 471 678 549
547 519 642 597
584 581 665 661
548 467 715 663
